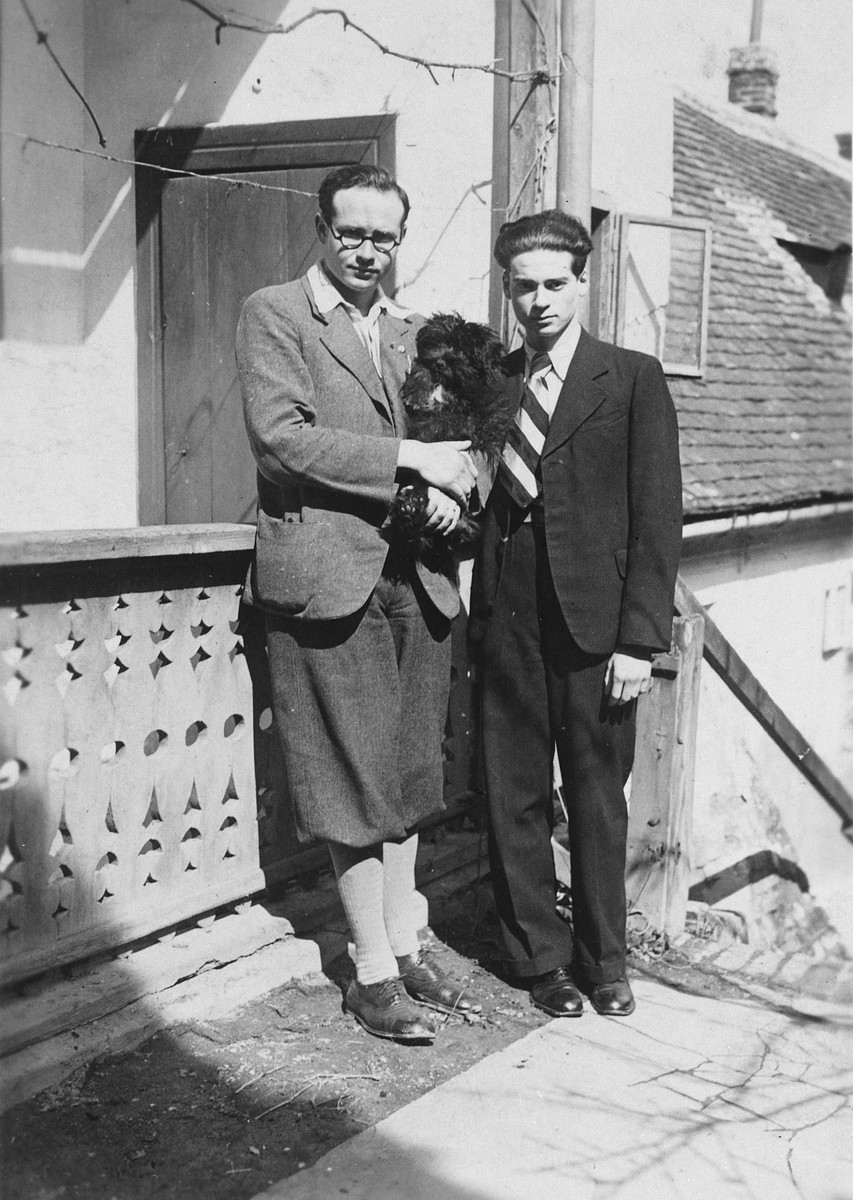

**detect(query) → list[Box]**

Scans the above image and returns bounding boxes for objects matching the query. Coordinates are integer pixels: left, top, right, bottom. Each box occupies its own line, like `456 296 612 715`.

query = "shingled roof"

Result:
670 94 852 518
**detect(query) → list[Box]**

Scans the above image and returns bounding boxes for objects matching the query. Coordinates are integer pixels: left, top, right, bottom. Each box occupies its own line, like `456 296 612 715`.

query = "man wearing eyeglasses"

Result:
237 164 481 1043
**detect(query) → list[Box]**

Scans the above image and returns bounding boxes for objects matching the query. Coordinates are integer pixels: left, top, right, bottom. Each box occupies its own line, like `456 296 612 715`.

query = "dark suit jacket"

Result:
236 275 459 621
473 328 682 656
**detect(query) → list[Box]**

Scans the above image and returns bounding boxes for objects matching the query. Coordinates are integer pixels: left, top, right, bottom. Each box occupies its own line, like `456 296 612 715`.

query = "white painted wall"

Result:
0 0 495 532
0 277 138 532
682 515 853 947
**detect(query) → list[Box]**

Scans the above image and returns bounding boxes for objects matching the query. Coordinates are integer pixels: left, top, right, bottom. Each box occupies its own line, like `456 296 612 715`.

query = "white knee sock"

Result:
382 832 421 960
328 842 399 985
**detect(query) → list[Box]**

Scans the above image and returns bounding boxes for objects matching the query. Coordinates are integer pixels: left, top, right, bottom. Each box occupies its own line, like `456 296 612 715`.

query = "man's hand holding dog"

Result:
398 439 477 504
423 488 462 535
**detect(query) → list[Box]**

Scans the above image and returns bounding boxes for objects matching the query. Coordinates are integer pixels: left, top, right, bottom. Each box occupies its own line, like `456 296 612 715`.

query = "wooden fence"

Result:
0 526 476 987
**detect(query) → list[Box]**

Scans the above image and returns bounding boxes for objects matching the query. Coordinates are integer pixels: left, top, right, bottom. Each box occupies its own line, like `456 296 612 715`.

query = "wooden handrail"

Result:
675 575 853 834
0 524 255 568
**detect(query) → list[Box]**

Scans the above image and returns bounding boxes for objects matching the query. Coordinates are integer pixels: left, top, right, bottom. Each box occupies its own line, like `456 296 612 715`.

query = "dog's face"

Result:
399 313 505 414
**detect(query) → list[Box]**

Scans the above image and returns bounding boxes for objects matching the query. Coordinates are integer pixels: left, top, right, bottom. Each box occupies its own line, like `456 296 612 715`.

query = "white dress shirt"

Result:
522 317 582 416
307 261 413 379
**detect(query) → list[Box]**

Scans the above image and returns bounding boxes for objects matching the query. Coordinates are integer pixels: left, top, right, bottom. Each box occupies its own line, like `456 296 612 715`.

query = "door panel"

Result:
206 167 314 525
160 176 212 524
136 118 396 525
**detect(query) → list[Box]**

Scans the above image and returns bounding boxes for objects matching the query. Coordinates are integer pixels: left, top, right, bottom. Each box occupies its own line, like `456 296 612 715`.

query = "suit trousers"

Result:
265 565 451 849
481 520 635 984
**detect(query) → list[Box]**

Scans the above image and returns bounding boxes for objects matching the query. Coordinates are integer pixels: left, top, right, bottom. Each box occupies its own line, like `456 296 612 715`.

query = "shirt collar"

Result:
308 261 412 322
525 318 582 382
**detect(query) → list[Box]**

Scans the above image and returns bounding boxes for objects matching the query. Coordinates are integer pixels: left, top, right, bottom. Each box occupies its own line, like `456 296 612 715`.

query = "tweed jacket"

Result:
236 276 460 622
473 328 682 656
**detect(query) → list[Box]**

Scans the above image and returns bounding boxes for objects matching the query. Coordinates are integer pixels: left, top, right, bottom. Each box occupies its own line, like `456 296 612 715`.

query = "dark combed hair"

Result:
493 209 593 277
317 164 410 225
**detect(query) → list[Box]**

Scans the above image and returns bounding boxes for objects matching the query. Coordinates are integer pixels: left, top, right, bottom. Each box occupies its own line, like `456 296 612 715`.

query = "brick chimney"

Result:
727 44 779 117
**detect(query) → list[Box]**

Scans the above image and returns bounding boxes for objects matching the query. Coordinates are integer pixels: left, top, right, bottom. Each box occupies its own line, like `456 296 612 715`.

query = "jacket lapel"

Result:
542 329 610 458
478 349 524 508
320 308 393 422
303 279 396 426
379 312 417 435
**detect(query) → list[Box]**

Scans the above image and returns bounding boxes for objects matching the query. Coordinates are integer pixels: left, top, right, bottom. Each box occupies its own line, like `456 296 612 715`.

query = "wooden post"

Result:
555 0 595 228
625 614 704 936
489 0 560 336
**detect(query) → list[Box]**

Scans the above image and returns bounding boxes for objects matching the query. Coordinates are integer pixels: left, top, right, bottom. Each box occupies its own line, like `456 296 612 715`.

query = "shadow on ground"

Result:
0 877 548 1200
6 853 837 1200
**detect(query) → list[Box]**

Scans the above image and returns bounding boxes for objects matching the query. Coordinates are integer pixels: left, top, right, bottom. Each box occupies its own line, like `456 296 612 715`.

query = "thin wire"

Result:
4 128 518 215
3 130 317 197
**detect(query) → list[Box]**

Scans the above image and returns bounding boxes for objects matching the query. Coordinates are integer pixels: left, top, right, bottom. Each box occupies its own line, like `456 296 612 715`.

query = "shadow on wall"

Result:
3 0 294 343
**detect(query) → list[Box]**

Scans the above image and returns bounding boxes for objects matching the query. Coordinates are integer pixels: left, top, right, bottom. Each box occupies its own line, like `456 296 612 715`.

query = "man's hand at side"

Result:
398 439 477 503
605 651 653 706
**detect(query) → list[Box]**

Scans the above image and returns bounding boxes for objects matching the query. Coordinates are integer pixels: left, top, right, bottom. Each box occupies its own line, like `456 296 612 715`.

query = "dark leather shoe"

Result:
345 977 439 1041
529 966 584 1017
396 952 482 1016
589 977 635 1016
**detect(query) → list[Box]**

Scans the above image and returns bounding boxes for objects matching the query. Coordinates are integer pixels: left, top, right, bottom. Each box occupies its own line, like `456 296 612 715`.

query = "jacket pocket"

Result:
252 512 323 614
580 405 628 433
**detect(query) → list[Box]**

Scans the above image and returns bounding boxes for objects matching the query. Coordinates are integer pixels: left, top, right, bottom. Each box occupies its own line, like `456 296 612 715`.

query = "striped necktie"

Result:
498 351 552 508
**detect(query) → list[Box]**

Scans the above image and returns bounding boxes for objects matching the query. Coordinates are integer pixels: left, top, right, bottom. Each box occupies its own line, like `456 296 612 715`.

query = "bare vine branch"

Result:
181 0 557 84
519 0 551 53
15 0 558 167
18 0 107 147
506 118 557 218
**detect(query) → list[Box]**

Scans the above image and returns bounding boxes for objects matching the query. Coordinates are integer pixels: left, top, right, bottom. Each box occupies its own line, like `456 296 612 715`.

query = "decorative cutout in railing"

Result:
0 547 267 985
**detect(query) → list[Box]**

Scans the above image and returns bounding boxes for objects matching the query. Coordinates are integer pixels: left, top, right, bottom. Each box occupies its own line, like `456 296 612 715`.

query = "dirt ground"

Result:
0 875 742 1200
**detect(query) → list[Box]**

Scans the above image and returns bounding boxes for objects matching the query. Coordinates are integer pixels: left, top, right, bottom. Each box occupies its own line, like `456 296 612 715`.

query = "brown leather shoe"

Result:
396 952 482 1016
589 977 635 1016
345 977 439 1041
529 966 584 1017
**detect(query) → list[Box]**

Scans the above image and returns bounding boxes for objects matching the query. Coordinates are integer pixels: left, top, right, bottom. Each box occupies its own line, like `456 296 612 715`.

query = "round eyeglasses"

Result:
329 226 402 253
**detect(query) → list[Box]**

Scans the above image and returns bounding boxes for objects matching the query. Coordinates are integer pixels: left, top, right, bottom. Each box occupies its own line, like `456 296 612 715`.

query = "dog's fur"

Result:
387 313 510 568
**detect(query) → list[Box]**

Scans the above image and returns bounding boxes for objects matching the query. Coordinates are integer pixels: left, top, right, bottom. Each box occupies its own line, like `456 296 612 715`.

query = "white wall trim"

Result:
683 500 853 541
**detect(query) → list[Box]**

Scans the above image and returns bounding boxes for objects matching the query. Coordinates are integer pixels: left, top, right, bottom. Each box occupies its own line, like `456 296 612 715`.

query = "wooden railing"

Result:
625 574 853 938
0 526 476 986
3 527 848 982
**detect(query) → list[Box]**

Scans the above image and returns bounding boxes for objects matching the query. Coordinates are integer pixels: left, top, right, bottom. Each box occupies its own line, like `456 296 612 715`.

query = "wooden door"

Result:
136 118 396 525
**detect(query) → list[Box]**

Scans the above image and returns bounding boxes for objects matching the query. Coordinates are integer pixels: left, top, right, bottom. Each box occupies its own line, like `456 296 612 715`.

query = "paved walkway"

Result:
250 974 853 1200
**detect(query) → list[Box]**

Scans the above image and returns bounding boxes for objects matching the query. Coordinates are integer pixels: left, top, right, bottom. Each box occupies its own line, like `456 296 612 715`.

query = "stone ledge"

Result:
1 934 321 1112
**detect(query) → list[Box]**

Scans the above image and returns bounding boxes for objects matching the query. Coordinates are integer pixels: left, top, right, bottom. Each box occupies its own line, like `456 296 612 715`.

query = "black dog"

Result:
387 313 509 568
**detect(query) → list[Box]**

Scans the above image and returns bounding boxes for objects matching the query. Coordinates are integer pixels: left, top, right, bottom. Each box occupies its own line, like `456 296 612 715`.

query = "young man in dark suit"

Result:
473 210 682 1017
237 165 480 1041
